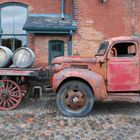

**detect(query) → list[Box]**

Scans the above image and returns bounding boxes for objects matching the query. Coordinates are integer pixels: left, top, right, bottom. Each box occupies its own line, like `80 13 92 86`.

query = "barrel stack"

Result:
0 46 35 68
13 47 35 68
0 46 13 68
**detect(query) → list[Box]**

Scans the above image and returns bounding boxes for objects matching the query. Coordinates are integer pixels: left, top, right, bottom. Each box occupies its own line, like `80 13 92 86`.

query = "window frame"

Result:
0 2 28 50
108 41 138 59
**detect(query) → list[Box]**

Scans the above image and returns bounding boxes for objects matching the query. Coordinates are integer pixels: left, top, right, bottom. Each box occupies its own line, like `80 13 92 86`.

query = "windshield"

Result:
96 42 109 56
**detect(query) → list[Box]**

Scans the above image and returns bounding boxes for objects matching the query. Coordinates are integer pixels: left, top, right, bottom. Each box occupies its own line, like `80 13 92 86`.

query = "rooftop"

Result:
23 14 77 34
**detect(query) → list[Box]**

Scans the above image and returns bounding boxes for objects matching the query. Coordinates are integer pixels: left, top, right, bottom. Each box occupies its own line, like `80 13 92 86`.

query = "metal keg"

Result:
0 46 13 68
13 47 35 68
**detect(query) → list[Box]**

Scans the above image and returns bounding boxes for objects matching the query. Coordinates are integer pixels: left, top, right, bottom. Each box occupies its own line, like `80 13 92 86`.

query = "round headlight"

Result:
54 64 63 72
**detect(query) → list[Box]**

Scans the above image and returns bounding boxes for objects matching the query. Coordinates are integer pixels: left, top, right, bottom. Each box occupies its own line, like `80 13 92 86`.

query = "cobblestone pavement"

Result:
0 94 140 140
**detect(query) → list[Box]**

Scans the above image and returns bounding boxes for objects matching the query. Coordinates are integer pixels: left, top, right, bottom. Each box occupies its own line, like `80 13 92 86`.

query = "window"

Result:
0 3 27 51
96 42 109 56
49 40 64 65
110 42 136 57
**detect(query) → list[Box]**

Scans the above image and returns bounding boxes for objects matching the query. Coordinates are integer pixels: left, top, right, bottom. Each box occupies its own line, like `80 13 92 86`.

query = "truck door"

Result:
107 41 140 92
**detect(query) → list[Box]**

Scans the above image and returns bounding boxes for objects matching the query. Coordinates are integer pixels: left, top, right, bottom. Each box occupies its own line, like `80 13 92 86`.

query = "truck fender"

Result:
52 68 107 100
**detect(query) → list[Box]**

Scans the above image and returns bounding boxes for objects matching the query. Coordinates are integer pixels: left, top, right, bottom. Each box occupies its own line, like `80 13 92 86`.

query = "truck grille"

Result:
71 65 88 69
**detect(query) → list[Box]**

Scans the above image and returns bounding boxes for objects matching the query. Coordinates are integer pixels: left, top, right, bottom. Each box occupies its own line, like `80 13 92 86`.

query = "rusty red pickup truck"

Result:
51 36 140 117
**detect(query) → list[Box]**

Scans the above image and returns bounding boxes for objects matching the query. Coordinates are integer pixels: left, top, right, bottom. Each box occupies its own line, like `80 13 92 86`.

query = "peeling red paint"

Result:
51 36 140 101
52 68 107 100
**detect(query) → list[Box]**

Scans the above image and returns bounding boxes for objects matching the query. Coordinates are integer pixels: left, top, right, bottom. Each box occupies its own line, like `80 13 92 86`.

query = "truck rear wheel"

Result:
56 80 94 117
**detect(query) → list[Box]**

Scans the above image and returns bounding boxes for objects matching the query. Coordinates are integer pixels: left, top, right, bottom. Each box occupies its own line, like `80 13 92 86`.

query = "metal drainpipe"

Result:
68 30 73 56
62 0 65 19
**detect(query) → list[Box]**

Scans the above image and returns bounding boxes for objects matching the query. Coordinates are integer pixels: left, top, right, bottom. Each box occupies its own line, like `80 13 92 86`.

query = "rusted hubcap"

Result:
1 92 9 100
0 80 22 111
65 90 86 110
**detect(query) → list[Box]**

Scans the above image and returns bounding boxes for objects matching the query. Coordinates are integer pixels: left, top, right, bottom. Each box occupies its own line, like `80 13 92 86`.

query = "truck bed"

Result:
0 67 42 77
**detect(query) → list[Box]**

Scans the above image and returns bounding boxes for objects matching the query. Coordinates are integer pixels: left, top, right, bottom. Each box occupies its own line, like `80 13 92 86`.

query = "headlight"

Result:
53 64 63 72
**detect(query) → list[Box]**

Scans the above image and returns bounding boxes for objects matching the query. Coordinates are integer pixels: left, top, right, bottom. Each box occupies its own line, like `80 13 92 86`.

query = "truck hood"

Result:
52 56 97 64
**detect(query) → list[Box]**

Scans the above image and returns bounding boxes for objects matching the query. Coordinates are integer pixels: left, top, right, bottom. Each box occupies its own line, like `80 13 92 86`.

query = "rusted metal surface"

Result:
52 56 97 64
105 92 140 102
52 68 107 100
0 67 42 110
0 80 22 111
0 68 42 111
65 89 86 110
14 76 29 97
107 57 140 91
107 37 140 92
0 67 41 77
51 36 140 101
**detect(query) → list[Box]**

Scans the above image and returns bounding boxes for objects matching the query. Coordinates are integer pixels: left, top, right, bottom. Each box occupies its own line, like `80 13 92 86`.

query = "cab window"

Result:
110 42 136 57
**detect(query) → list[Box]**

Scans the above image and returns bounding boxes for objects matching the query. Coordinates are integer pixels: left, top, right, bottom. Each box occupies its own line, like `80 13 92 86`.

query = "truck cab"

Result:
51 36 140 117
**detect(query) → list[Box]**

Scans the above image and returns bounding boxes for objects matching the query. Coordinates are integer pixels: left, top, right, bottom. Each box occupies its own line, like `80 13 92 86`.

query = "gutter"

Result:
23 26 77 32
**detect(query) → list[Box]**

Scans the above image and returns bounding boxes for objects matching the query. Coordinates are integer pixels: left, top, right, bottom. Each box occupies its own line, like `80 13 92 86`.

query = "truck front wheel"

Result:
56 80 94 117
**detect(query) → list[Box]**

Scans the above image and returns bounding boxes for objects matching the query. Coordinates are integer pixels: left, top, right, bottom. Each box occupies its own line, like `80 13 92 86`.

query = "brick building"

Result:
0 0 140 68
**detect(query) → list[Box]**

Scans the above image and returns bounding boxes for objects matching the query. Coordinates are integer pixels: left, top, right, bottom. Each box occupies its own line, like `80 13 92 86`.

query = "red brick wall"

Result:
29 35 69 68
1 0 140 66
134 0 140 34
73 0 140 57
0 0 72 67
0 0 72 15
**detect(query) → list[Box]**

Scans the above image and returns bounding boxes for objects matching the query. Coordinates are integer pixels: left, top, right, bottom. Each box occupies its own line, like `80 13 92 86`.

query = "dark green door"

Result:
49 40 64 65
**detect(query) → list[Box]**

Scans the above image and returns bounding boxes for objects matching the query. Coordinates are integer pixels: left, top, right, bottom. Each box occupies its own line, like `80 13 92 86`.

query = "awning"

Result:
23 14 77 34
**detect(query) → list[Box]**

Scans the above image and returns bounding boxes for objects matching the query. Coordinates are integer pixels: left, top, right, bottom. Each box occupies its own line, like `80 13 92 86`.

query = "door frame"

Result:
48 40 64 65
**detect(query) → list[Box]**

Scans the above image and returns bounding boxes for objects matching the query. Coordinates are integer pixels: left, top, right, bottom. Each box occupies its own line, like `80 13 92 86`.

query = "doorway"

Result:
49 40 64 65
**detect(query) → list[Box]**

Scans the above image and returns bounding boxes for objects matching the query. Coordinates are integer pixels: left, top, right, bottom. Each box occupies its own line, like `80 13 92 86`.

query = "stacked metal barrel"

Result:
0 46 35 68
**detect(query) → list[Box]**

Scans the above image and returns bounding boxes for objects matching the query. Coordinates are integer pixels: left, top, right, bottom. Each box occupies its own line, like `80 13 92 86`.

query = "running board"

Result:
105 93 140 102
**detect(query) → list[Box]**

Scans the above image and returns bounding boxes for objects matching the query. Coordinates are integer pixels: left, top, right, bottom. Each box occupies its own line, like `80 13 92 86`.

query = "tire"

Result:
56 80 94 117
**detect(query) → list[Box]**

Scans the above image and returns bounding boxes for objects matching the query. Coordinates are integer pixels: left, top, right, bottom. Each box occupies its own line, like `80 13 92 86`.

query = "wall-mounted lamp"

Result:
101 0 107 3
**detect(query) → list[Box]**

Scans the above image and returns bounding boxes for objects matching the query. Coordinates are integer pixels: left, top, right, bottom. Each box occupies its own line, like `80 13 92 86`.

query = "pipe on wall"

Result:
61 0 65 19
68 30 73 56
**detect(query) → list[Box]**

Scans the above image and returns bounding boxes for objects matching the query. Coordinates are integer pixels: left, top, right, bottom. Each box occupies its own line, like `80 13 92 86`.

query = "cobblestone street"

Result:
0 94 140 140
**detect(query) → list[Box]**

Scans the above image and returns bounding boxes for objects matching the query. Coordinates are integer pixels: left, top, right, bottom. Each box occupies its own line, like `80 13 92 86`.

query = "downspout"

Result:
68 30 73 56
61 0 65 19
